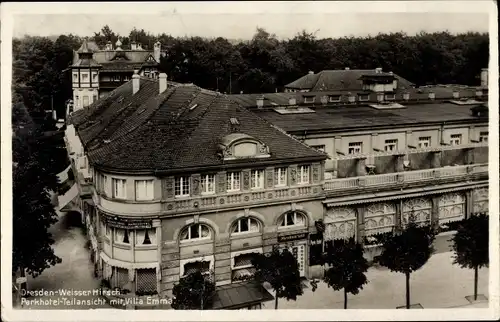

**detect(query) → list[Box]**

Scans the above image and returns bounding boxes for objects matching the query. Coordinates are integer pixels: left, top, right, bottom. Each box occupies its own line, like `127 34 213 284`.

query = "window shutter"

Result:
164 177 175 199
242 170 250 191
289 165 297 185
216 171 227 193
265 167 274 188
192 174 201 196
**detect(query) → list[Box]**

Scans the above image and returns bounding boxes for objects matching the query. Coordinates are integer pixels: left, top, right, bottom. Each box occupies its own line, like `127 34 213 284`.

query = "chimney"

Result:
289 97 297 106
403 92 410 101
256 95 264 108
452 90 460 99
376 92 384 102
375 67 383 74
308 71 314 75
320 96 328 105
480 68 488 88
159 73 168 94
345 67 350 70
347 92 356 103
131 41 137 50
428 91 435 100
132 70 140 95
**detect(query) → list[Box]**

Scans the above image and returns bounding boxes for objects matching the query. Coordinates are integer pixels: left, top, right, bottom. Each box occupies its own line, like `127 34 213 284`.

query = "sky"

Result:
9 2 491 40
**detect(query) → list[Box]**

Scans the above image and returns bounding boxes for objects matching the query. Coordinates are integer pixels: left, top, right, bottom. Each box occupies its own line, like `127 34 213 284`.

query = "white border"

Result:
1 1 498 321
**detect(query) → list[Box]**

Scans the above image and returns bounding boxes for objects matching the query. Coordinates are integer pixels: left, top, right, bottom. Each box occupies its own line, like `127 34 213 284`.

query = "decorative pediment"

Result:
218 133 270 161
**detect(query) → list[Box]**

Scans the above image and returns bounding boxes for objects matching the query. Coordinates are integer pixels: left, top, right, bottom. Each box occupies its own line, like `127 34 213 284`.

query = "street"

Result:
15 210 112 310
262 250 489 309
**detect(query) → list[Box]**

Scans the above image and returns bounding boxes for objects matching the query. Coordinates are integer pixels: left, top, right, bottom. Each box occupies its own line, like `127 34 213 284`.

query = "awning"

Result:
100 252 158 270
324 181 488 207
57 183 79 211
210 280 274 310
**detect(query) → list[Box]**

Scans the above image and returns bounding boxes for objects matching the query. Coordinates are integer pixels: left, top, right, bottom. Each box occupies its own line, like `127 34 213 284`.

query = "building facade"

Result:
68 38 166 115
62 67 489 308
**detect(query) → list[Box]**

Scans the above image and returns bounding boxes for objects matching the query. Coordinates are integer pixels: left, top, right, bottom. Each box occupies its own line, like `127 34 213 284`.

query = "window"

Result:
135 229 156 245
227 172 241 192
274 167 287 187
114 228 130 244
304 96 315 103
135 180 154 201
81 73 89 81
174 176 190 197
279 211 306 228
83 96 89 107
310 145 325 153
231 251 261 282
112 178 127 199
298 165 310 184
200 174 215 194
385 94 395 100
348 142 362 154
182 260 211 276
105 223 111 237
329 95 341 102
232 218 260 234
124 75 130 81
180 224 211 241
92 73 98 81
250 170 264 190
418 136 431 148
384 139 398 151
450 134 462 146
479 131 488 142
73 73 78 81
93 94 97 102
358 94 369 101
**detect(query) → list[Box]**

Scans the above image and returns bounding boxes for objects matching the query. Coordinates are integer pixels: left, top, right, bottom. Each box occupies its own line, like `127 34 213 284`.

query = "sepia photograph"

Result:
1 1 498 321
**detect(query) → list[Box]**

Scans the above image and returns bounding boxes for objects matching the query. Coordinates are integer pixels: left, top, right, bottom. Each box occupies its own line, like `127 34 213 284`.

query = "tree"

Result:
171 270 216 310
12 100 62 289
451 213 489 301
252 247 303 309
375 218 435 309
323 237 369 309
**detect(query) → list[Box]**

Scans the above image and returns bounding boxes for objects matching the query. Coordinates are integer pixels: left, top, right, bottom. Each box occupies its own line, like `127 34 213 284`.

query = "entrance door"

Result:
281 244 306 277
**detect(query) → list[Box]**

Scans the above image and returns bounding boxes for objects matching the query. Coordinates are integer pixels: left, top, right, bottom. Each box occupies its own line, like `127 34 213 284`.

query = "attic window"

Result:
230 118 240 125
369 102 406 110
117 97 124 103
273 107 315 114
189 104 198 111
358 94 370 101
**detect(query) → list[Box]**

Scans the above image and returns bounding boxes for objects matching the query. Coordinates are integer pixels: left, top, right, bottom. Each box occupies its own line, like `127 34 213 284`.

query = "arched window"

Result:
279 211 306 228
180 224 211 241
231 217 260 235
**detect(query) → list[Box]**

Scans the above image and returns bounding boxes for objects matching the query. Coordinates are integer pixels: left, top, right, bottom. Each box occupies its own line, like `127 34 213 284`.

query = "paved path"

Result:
262 251 489 309
15 211 112 310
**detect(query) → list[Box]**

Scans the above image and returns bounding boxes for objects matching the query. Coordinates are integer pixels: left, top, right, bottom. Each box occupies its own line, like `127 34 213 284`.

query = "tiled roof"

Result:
254 102 488 133
72 78 326 172
229 86 481 109
72 58 101 68
285 69 414 91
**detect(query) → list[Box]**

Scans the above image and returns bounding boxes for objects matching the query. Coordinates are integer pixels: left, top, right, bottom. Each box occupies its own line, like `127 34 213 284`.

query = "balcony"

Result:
323 163 488 192
161 183 324 214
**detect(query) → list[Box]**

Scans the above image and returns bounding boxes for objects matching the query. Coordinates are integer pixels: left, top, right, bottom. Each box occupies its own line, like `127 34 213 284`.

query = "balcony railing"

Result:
323 163 488 191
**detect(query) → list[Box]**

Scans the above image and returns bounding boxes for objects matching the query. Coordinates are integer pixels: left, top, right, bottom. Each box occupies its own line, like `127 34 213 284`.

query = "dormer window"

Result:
219 133 271 161
328 95 341 103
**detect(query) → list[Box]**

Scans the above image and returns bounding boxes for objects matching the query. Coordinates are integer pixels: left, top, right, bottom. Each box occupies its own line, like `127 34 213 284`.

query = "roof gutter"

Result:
91 155 327 176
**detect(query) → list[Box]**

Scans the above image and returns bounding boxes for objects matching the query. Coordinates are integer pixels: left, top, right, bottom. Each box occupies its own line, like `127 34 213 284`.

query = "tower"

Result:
153 41 161 63
70 38 102 115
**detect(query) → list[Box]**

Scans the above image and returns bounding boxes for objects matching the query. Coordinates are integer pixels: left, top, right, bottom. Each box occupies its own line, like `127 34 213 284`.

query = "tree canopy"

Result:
252 248 303 309
323 237 369 309
171 270 216 310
